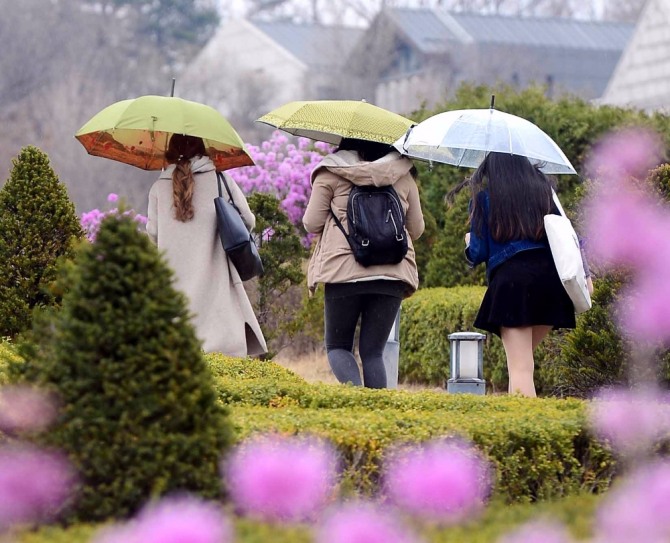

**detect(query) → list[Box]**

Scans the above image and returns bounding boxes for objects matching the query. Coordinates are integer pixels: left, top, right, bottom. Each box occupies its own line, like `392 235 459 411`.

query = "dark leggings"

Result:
324 284 402 388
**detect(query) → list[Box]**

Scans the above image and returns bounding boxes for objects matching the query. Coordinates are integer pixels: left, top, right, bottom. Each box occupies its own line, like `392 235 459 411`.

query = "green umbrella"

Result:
75 95 253 172
257 100 414 145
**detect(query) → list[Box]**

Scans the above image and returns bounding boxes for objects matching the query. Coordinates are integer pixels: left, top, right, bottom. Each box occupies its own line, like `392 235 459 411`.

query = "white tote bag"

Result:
544 191 592 314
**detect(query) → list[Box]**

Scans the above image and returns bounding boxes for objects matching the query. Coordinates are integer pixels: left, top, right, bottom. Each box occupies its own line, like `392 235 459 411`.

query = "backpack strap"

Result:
330 208 349 241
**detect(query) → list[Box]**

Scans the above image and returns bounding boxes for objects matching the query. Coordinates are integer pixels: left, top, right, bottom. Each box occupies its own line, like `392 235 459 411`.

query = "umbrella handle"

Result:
401 125 415 152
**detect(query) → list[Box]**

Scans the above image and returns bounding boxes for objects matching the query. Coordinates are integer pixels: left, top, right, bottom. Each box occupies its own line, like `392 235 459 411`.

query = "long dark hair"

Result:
470 152 554 242
337 138 392 162
165 134 207 222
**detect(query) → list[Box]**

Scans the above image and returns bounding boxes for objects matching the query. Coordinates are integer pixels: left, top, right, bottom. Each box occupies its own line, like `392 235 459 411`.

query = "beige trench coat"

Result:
146 156 267 357
303 150 425 295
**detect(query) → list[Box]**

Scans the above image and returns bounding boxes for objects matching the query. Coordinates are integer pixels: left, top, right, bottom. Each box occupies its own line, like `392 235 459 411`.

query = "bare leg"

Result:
500 326 536 397
532 325 552 350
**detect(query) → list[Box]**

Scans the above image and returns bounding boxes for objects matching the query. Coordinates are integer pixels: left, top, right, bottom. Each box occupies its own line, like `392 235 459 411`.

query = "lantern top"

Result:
448 332 486 341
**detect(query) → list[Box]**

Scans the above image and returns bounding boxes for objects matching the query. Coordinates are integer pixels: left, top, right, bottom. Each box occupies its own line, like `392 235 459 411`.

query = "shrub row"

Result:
16 493 601 543
206 354 615 503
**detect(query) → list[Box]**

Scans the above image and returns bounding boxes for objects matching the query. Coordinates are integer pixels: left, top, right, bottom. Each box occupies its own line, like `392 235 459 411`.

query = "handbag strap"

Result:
216 171 242 214
551 190 567 218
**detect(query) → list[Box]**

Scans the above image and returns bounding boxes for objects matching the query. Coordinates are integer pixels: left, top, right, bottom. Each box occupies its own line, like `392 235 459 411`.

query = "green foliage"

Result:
15 494 601 543
0 147 83 339
399 287 508 391
248 192 306 355
17 213 232 522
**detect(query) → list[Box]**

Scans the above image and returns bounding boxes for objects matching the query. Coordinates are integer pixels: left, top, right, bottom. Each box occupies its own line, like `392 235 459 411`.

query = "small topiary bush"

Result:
18 212 232 522
0 147 83 338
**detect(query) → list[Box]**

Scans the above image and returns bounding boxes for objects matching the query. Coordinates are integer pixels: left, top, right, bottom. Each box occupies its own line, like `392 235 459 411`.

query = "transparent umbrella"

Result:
394 106 576 175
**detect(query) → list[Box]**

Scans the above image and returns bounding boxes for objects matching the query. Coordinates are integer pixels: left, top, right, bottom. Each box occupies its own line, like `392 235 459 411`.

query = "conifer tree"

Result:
0 146 82 338
22 212 232 521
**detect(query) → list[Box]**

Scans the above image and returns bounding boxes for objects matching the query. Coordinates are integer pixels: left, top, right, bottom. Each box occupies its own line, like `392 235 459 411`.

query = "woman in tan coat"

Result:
146 134 267 357
303 138 424 388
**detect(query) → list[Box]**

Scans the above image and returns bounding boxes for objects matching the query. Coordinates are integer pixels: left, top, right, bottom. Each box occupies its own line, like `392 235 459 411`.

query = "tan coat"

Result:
303 150 425 295
146 156 267 357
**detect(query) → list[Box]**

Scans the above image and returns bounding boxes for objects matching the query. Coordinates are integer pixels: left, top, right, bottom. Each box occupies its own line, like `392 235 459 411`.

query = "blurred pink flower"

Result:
315 502 420 543
618 273 670 341
498 520 573 543
107 193 119 203
223 434 337 522
0 385 58 435
584 190 667 269
594 461 670 543
383 438 490 522
586 128 663 186
588 388 670 456
92 495 232 543
0 444 76 529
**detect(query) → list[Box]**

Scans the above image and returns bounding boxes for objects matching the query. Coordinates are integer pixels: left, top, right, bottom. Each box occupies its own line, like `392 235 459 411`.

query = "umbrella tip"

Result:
490 94 495 109
170 78 176 97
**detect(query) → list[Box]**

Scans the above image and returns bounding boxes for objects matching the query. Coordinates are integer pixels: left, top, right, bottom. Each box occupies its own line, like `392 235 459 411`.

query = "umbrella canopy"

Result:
394 108 576 175
257 100 414 145
75 95 254 172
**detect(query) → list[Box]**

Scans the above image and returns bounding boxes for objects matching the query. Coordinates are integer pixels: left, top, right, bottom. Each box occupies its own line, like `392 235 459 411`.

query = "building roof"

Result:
253 20 364 70
601 0 670 111
384 8 633 54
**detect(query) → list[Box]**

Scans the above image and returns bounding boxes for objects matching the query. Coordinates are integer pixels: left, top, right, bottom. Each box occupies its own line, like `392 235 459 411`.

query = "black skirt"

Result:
474 248 576 337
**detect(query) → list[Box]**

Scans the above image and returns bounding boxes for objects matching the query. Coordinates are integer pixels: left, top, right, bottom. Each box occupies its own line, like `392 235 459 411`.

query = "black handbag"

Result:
214 172 264 281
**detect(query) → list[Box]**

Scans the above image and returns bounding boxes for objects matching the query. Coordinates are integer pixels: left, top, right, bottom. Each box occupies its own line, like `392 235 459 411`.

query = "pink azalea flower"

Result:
383 438 490 522
588 387 670 456
586 128 663 186
315 502 420 543
594 461 670 543
584 190 666 269
0 385 58 435
92 495 232 543
228 131 333 245
0 444 76 529
107 193 119 203
223 434 337 522
498 520 573 543
618 273 670 341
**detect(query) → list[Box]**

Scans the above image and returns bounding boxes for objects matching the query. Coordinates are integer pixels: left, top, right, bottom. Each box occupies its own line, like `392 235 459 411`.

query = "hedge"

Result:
15 493 601 543
206 354 615 503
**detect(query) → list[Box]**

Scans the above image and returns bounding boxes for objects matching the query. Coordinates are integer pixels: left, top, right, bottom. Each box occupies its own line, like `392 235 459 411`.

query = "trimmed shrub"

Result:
18 212 232 521
0 147 83 338
205 356 615 503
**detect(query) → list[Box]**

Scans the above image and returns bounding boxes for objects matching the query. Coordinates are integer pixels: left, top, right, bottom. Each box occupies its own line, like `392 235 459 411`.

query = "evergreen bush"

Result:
247 192 306 356
18 212 232 522
0 147 82 338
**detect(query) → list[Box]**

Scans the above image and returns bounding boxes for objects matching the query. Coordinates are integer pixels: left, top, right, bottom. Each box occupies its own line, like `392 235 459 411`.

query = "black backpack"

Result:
330 185 409 267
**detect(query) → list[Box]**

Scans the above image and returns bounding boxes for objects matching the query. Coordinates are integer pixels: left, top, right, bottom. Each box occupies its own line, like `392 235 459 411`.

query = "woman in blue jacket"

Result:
463 152 591 397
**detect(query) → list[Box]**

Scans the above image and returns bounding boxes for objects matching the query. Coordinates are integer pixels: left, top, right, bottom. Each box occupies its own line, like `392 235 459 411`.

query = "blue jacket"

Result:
465 190 550 280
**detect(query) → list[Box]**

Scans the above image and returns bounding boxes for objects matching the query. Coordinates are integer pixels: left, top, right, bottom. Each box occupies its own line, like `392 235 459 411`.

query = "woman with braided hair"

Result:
146 134 266 357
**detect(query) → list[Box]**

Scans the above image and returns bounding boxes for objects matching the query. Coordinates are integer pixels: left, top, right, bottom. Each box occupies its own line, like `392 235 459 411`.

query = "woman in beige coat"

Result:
146 134 267 357
303 138 424 388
